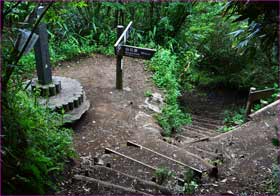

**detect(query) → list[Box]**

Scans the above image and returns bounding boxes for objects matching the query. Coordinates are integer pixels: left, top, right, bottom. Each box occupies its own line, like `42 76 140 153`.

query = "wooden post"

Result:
244 87 256 121
116 25 124 90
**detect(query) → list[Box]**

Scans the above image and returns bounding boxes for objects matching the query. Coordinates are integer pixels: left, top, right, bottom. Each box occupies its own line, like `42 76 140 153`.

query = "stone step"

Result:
72 174 148 195
84 165 172 194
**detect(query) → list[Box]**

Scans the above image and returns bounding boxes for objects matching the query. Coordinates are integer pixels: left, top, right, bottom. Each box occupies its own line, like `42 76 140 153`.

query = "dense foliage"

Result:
2 90 75 194
2 1 278 194
149 49 191 136
2 2 75 194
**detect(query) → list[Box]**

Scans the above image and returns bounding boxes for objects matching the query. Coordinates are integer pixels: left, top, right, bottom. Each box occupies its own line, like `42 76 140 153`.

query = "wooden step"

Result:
176 134 209 145
72 174 147 195
179 126 213 138
180 145 220 161
192 120 222 130
190 104 224 112
191 115 223 126
85 165 172 194
126 140 202 177
191 111 223 119
188 125 220 136
133 138 215 174
103 147 184 187
101 149 156 181
174 134 195 143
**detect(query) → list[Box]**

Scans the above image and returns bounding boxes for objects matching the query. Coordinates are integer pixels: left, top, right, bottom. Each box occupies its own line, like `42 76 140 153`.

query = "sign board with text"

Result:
122 45 156 60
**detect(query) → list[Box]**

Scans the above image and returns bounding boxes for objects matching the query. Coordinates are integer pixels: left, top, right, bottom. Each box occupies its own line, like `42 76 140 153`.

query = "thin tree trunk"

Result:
150 1 154 30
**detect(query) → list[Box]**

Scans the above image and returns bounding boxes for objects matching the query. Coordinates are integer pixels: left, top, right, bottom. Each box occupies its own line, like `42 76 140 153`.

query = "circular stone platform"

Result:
27 76 90 122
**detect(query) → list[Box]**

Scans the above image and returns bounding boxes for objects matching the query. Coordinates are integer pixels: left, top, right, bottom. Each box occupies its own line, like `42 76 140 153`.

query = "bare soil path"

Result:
53 53 166 194
54 54 161 159
52 53 279 195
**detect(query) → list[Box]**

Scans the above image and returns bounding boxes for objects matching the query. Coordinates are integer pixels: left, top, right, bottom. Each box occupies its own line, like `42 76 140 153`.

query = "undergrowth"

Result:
19 34 114 75
154 167 174 185
219 107 245 132
2 89 75 194
219 84 279 132
149 48 191 136
182 169 199 194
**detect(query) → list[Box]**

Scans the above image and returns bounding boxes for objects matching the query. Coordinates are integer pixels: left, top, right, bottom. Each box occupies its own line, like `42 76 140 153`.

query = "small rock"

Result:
124 87 132 92
264 122 269 127
227 190 234 194
260 99 268 105
144 98 161 113
239 154 245 159
92 120 96 124
93 157 104 166
82 136 85 140
221 178 227 183
83 186 90 192
110 92 113 94
151 92 164 104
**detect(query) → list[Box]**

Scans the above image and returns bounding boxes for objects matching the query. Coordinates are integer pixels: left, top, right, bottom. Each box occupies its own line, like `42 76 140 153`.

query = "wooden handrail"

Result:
244 87 275 121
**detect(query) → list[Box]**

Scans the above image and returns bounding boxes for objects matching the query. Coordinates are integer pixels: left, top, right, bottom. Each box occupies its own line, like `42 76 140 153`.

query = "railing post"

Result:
116 25 124 90
244 87 256 121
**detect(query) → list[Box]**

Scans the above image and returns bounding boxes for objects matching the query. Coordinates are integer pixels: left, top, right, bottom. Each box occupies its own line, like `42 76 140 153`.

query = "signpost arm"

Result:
116 25 124 90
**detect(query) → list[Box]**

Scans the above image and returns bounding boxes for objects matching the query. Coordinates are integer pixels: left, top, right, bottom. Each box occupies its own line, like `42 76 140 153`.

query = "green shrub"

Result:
150 49 191 136
182 169 198 194
2 90 75 194
219 107 245 132
156 104 191 136
154 167 174 185
144 90 153 97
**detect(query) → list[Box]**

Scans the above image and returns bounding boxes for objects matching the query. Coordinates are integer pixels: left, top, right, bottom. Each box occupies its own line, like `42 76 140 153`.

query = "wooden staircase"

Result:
63 90 247 194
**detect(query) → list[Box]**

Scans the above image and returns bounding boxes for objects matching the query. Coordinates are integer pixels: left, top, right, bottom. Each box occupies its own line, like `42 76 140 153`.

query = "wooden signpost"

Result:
114 21 156 89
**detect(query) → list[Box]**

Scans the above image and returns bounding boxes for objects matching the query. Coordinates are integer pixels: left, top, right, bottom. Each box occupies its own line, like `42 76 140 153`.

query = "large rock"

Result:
135 111 162 137
140 92 164 113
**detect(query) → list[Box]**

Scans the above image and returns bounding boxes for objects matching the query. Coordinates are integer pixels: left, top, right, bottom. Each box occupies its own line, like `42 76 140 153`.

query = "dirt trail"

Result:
53 53 162 166
53 53 279 194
